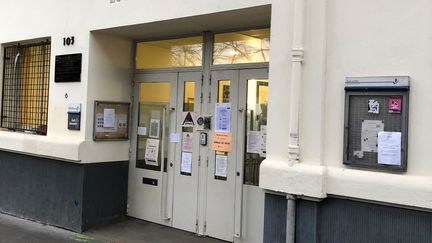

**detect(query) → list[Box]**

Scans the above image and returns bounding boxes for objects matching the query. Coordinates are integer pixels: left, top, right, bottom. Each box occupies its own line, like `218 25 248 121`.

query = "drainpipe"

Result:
286 194 297 243
288 0 305 165
286 0 304 242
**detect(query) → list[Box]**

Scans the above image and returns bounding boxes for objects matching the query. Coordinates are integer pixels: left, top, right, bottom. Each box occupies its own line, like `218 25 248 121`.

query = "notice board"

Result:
343 92 409 171
93 101 130 141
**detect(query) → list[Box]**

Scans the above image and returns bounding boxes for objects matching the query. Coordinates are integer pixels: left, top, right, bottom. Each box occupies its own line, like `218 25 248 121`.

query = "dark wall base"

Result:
82 162 129 231
0 150 128 232
263 193 287 243
297 197 432 243
264 193 432 243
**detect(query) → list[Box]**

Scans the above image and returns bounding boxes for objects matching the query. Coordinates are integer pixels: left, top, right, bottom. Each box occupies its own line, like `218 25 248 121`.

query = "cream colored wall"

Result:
81 32 133 163
261 0 432 210
87 0 270 31
0 0 272 162
0 0 90 161
265 0 293 162
324 0 432 173
3 0 431 209
322 0 432 208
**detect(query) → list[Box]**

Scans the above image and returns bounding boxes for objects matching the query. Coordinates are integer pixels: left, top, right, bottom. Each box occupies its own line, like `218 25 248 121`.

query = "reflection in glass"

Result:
183 81 195 112
136 36 203 69
139 82 171 103
213 28 270 65
215 80 231 172
137 82 170 171
244 79 269 186
218 80 231 103
182 81 195 176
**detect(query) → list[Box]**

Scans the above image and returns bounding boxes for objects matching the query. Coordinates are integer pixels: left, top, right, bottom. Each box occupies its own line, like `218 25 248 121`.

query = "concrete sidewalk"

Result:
0 213 225 243
0 213 78 243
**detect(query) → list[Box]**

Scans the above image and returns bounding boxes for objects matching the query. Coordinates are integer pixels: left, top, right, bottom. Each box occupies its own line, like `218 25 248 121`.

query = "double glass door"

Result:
128 69 268 242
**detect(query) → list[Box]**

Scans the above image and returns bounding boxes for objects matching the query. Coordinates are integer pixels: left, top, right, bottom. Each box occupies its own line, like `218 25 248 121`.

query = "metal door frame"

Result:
128 72 178 225
131 31 270 242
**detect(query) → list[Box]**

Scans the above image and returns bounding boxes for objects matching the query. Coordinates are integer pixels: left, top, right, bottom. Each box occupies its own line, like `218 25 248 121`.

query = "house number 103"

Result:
63 36 75 46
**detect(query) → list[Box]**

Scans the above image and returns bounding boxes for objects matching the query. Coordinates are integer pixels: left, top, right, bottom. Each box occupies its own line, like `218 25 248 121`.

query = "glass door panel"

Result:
206 70 239 242
128 74 177 227
136 82 171 171
236 69 268 243
244 79 268 185
172 72 202 233
136 103 168 171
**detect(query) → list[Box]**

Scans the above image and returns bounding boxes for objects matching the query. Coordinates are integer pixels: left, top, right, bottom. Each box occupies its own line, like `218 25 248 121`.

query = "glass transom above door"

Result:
135 28 270 70
136 36 203 69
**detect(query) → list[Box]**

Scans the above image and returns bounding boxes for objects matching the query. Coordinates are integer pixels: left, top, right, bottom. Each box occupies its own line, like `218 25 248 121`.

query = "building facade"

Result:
1 0 432 242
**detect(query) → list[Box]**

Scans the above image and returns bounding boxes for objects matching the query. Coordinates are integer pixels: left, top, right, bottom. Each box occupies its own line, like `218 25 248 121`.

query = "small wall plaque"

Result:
55 54 82 82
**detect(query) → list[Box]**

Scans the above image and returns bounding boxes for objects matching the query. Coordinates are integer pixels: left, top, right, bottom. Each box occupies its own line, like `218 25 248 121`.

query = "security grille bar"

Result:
1 41 51 135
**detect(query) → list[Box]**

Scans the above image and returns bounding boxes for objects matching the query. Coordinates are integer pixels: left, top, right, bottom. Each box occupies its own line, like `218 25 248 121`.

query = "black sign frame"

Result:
55 53 82 82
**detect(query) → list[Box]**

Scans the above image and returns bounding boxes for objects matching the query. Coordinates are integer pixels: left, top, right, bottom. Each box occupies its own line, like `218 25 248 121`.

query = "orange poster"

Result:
212 132 232 152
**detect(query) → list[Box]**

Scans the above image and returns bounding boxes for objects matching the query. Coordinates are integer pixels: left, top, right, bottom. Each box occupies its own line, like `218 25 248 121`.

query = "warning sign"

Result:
181 112 197 127
182 132 193 152
212 132 232 152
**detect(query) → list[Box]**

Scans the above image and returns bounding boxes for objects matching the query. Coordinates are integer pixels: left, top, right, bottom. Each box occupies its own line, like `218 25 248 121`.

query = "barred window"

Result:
1 41 51 135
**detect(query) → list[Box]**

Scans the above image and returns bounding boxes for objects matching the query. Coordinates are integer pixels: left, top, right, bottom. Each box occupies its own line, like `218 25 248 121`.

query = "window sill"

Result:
0 130 82 162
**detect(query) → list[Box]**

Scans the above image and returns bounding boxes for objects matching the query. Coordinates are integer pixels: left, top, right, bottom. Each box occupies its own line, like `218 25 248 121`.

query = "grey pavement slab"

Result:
0 213 78 243
85 217 226 243
0 213 226 243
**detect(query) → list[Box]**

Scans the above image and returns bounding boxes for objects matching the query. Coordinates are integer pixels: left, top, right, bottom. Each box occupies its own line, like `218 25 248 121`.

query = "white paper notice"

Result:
144 139 159 166
378 132 401 166
361 120 384 152
149 119 160 138
182 132 193 152
103 108 116 128
181 152 193 174
215 103 231 132
247 131 261 154
215 154 228 178
138 127 147 136
170 133 180 143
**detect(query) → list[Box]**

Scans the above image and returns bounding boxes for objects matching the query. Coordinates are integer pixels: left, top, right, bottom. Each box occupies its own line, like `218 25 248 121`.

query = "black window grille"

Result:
1 41 51 135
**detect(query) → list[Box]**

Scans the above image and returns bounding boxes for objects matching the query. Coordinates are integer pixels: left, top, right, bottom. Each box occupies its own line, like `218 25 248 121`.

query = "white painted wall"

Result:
0 0 272 162
2 0 432 209
322 0 432 209
82 32 133 163
261 0 432 210
0 0 91 161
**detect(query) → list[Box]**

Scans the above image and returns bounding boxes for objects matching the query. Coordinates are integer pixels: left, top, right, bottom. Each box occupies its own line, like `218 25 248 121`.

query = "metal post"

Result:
286 194 296 243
